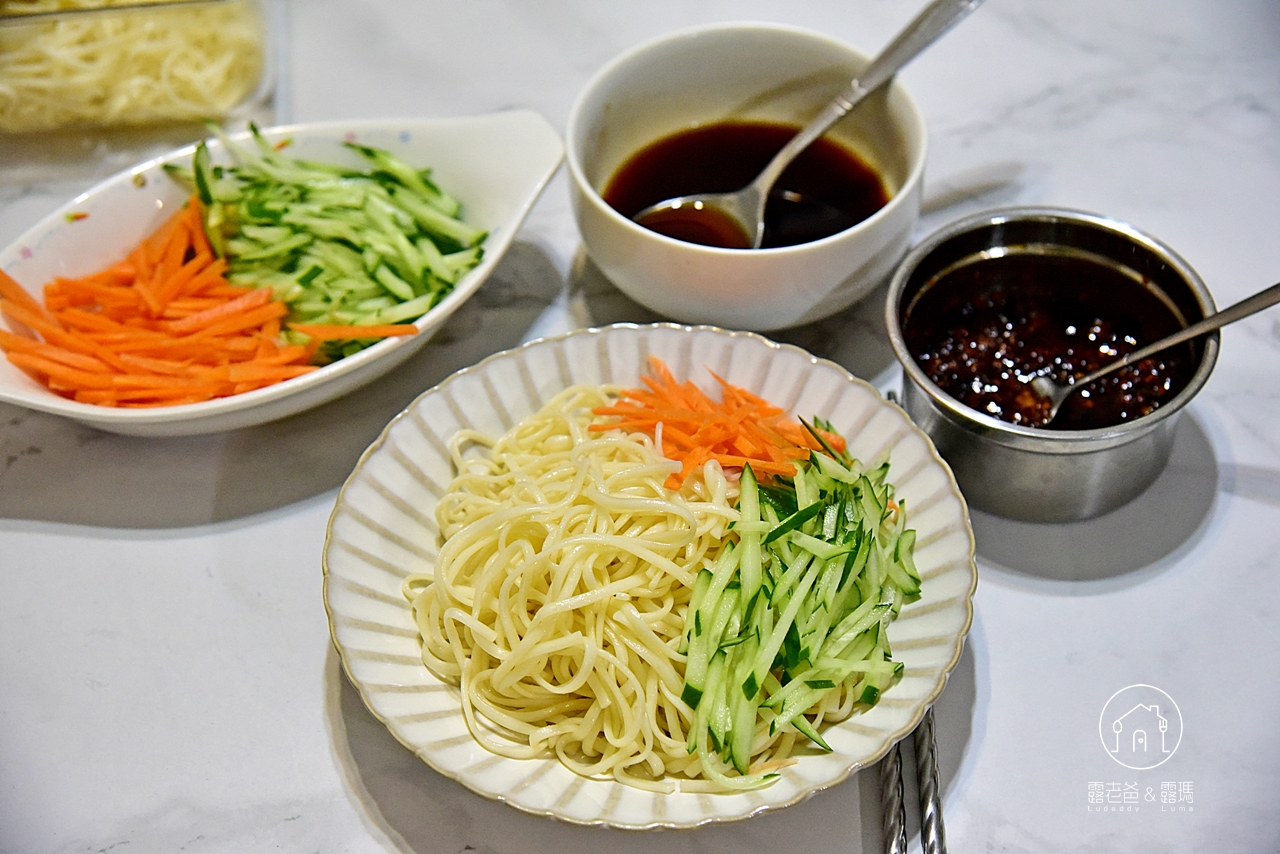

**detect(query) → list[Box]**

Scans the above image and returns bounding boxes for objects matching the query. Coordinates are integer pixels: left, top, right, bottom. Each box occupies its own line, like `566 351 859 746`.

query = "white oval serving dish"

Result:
0 111 563 435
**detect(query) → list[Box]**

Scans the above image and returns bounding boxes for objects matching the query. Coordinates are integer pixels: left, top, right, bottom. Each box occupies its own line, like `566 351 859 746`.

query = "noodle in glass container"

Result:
0 0 268 134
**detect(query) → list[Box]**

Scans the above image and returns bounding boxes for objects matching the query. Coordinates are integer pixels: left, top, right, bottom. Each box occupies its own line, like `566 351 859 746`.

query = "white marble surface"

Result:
2 1 1279 851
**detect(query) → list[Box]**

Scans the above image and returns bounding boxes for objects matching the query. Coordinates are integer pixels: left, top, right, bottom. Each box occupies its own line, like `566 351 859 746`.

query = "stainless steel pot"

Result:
885 207 1219 522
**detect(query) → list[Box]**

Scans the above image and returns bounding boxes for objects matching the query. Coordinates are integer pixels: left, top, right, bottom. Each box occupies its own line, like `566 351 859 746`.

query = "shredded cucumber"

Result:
680 428 921 784
164 124 487 361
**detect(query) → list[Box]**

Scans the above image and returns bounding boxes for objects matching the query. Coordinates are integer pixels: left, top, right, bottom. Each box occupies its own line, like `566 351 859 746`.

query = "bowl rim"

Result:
564 19 928 257
884 205 1221 449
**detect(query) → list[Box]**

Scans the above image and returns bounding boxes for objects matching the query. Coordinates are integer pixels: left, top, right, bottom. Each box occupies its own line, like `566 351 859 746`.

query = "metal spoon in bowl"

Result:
1030 279 1280 424
631 0 986 249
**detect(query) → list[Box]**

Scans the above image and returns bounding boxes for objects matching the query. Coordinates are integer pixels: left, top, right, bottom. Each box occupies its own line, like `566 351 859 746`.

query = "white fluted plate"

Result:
323 323 976 829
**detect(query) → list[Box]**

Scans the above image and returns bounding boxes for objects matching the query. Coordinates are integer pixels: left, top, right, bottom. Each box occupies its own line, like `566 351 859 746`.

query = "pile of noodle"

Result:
0 0 266 134
405 387 741 790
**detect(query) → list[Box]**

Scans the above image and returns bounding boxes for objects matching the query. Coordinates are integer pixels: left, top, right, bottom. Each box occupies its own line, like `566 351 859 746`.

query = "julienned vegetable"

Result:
164 124 487 362
0 126 488 407
0 198 322 407
590 356 848 489
593 359 921 788
681 452 920 788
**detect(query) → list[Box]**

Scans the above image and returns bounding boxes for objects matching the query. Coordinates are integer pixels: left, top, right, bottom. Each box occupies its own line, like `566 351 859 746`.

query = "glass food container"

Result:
0 0 271 136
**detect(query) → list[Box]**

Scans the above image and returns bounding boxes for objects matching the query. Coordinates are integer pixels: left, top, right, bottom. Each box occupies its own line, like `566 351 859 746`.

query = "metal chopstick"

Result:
879 389 948 854
879 741 909 854
913 707 948 854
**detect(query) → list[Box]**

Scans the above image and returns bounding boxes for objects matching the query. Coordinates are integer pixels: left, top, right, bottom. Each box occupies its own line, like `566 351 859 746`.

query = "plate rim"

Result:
322 321 977 829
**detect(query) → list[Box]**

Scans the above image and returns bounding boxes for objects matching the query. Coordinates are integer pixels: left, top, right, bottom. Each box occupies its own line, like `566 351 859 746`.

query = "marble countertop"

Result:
2 1 1278 851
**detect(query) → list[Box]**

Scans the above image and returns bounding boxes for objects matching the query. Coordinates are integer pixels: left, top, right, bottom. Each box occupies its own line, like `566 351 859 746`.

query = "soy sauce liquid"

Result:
603 121 889 249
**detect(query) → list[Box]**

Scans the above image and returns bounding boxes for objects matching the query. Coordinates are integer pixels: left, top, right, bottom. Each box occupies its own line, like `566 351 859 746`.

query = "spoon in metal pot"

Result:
1030 279 1280 424
631 0 987 248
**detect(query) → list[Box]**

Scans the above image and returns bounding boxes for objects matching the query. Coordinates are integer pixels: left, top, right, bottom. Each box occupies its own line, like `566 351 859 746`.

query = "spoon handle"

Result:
858 0 986 97
752 0 985 195
1076 279 1280 386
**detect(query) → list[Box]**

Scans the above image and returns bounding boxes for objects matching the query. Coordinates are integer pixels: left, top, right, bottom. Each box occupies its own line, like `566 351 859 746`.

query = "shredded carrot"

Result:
289 322 419 341
1 268 56 332
165 286 273 335
0 196 319 408
591 356 848 489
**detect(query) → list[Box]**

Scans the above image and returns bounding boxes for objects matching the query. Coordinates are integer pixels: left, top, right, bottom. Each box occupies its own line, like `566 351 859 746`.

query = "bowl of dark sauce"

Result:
886 208 1219 522
566 22 926 331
